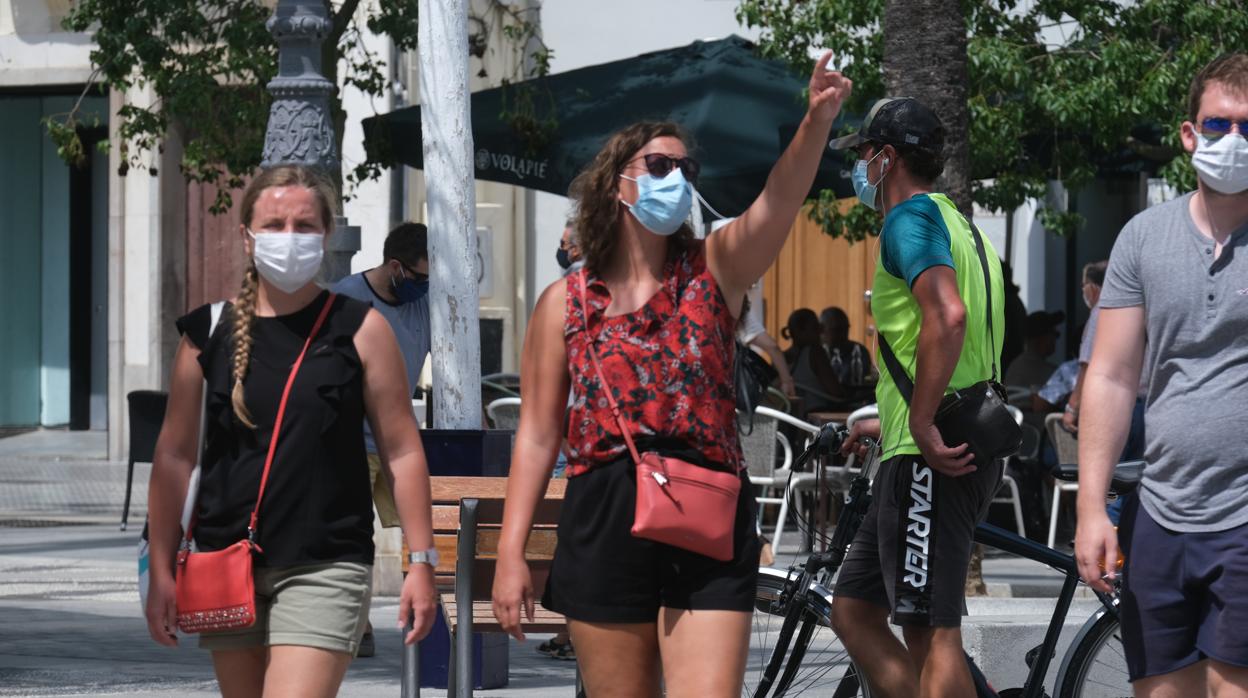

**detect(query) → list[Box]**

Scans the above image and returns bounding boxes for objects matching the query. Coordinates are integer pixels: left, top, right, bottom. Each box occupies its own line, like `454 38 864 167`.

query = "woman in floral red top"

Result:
493 55 852 696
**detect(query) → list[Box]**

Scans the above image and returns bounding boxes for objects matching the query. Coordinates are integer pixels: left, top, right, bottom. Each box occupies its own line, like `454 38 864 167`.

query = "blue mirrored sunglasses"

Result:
1200 117 1248 137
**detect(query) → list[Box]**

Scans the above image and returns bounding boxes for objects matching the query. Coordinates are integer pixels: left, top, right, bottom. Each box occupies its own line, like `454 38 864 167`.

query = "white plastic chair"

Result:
740 407 794 552
988 405 1028 537
485 397 522 431
1045 412 1081 547
740 406 822 553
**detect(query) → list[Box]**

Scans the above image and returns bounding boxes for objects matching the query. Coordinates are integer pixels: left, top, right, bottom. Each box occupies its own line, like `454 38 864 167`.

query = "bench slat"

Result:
431 477 566 502
441 596 567 633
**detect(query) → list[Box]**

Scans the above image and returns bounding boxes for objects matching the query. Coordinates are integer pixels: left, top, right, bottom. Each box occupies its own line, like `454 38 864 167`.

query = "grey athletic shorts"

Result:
835 454 1002 627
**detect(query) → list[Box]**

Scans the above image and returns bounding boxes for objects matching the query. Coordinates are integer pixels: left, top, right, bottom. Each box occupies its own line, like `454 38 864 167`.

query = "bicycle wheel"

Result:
745 567 871 698
1056 609 1131 698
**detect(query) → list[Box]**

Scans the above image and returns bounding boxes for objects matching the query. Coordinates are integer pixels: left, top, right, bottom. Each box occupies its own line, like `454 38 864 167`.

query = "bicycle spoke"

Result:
745 572 867 698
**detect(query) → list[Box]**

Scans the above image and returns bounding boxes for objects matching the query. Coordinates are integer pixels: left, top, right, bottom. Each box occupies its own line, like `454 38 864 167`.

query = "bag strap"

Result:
968 224 1000 383
178 302 225 534
575 270 644 466
183 293 336 547
876 223 999 406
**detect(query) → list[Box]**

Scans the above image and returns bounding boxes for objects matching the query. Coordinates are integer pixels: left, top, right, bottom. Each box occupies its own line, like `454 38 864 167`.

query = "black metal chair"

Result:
122 390 168 531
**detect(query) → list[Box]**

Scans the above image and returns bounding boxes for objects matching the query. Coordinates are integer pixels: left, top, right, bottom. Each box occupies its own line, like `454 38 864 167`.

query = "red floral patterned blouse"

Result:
563 244 743 477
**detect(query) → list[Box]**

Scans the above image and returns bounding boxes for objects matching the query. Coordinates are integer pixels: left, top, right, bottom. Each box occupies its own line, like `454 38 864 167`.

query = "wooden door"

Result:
761 204 880 353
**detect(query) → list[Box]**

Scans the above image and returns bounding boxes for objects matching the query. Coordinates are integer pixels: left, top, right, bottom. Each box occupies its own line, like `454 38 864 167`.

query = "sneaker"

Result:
357 629 376 658
536 638 576 660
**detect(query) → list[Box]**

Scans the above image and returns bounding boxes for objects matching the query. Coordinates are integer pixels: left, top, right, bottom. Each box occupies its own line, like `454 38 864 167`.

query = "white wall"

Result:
528 0 761 310
342 0 396 273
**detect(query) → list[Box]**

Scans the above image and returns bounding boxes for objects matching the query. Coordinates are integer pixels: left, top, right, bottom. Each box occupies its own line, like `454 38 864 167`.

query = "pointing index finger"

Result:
814 50 834 75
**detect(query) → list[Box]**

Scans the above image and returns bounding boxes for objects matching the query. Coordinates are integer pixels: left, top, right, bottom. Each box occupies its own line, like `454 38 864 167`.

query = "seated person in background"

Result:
738 282 797 399
1005 310 1063 390
783 308 845 411
820 306 876 386
1032 359 1080 414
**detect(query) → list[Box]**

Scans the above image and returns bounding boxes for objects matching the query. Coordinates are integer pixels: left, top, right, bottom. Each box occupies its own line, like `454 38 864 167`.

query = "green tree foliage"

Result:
47 0 547 212
737 0 1248 239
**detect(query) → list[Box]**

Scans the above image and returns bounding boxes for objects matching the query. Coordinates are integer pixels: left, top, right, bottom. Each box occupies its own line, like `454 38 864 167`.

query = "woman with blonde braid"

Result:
144 165 437 697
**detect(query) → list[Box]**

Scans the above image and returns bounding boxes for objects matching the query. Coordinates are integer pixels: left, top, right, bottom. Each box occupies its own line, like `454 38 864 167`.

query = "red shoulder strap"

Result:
576 270 643 466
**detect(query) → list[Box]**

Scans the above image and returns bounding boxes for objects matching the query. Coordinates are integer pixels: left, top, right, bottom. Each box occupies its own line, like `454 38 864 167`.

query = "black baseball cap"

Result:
828 97 945 155
1024 310 1065 338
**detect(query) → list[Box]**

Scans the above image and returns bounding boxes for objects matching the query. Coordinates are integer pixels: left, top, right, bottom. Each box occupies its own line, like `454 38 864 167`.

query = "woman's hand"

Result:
145 573 179 647
492 554 535 642
808 51 853 125
399 564 438 644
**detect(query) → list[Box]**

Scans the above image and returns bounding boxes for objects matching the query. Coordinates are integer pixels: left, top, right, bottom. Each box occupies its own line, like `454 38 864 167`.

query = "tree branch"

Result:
332 0 364 44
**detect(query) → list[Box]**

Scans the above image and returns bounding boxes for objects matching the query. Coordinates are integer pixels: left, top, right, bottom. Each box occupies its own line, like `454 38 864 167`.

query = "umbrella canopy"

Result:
364 35 854 217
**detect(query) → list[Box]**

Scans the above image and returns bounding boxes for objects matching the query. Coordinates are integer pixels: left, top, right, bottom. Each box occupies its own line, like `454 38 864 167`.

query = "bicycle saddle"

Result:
1053 460 1143 494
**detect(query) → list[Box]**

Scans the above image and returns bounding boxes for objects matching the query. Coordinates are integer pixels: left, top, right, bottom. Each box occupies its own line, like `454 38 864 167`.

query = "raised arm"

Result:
357 309 436 644
707 52 852 309
493 280 571 640
1074 306 1146 592
145 336 205 647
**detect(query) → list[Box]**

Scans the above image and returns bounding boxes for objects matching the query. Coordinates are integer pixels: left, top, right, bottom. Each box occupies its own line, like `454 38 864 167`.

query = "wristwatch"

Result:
408 547 440 569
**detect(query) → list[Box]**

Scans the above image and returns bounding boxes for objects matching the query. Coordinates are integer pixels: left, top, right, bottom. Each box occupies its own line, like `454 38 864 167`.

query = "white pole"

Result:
418 0 481 429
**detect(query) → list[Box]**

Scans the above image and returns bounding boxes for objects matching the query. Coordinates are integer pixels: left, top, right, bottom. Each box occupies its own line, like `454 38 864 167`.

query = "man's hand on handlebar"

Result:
840 418 881 459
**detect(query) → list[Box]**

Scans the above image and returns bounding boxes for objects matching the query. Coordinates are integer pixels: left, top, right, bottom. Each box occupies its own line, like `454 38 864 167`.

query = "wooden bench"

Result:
401 476 576 698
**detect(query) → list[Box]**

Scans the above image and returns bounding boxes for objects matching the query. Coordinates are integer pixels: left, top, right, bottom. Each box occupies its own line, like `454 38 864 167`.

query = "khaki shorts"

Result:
367 453 401 528
198 562 372 655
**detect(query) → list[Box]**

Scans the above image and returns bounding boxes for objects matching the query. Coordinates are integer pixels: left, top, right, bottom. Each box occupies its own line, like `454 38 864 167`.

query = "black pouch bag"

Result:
734 341 779 435
877 224 1022 467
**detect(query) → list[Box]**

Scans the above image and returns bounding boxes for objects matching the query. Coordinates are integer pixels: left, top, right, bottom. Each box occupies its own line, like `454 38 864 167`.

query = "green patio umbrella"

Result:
363 35 854 217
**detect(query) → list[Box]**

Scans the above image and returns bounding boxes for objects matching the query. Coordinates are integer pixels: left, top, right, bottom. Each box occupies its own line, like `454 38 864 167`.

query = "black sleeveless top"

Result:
176 290 374 567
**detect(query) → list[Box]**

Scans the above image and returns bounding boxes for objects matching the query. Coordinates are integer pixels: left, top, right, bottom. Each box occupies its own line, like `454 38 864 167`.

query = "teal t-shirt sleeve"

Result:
880 196 954 288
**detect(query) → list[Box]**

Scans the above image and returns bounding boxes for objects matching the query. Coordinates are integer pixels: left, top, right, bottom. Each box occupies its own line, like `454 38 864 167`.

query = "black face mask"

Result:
556 247 573 270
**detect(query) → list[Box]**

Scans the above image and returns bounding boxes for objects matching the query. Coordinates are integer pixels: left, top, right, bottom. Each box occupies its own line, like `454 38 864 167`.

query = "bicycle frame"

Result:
763 425 1121 698
973 522 1117 698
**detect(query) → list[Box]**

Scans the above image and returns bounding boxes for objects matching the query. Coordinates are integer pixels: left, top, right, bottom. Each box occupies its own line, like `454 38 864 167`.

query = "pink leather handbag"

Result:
577 271 741 561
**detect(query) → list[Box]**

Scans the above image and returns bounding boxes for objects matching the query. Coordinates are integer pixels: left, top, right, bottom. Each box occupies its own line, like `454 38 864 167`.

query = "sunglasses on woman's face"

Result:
629 153 701 183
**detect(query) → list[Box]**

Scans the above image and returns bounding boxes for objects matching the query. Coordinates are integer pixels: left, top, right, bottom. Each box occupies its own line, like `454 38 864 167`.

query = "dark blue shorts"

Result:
1119 495 1248 681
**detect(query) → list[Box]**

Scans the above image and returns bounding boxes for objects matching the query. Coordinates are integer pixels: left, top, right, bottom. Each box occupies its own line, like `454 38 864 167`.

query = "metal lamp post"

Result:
262 0 359 281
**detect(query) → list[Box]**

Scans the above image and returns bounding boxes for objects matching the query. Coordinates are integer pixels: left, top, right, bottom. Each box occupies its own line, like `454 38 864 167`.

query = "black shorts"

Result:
1119 494 1248 681
541 457 760 624
835 454 1002 627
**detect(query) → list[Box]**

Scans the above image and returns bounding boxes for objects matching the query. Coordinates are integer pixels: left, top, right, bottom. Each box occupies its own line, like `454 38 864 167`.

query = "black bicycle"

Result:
745 423 1139 698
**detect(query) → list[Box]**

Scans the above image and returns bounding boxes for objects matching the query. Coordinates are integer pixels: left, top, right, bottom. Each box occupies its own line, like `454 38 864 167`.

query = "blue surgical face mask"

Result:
852 150 889 211
392 266 429 304
619 168 694 236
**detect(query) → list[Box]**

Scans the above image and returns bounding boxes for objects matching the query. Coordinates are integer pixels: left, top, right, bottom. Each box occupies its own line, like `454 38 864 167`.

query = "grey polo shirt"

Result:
331 272 431 454
1100 191 1248 533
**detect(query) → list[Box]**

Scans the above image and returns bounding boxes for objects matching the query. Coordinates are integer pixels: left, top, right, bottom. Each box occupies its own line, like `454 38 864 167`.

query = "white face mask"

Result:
1193 132 1248 195
248 230 324 293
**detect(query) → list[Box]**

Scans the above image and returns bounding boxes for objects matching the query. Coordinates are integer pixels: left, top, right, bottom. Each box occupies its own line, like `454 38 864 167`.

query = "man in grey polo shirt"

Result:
1075 53 1248 695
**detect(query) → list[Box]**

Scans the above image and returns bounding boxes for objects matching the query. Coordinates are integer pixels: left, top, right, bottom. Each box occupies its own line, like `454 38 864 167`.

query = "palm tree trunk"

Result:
882 0 972 218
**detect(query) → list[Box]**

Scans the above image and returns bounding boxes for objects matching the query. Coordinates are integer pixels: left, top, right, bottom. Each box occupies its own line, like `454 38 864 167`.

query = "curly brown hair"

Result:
569 121 698 274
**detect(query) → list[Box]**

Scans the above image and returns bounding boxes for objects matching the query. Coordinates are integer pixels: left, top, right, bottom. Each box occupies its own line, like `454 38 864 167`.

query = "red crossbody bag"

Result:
175 293 336 633
576 271 741 561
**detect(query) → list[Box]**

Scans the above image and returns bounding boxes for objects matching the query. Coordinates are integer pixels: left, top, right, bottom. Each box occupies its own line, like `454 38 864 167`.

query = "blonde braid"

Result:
230 261 260 429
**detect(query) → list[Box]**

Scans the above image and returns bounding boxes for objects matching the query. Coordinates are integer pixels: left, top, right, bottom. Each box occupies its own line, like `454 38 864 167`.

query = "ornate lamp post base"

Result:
262 0 358 281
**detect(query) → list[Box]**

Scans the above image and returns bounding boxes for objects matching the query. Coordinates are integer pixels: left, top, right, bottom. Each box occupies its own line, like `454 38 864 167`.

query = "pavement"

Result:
1 428 1103 697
